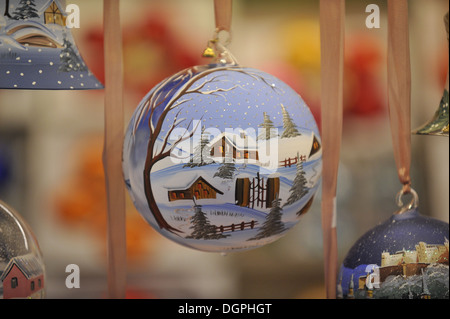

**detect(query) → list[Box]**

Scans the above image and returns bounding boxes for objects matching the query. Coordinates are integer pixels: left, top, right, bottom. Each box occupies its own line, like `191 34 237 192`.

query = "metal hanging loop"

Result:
202 0 238 65
395 187 419 214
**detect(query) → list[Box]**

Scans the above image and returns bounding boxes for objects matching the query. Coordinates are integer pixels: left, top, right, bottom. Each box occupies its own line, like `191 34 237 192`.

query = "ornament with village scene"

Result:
122 37 322 252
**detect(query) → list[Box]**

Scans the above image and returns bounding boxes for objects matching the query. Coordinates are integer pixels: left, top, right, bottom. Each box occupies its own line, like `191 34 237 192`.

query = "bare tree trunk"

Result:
4 0 12 18
143 159 182 234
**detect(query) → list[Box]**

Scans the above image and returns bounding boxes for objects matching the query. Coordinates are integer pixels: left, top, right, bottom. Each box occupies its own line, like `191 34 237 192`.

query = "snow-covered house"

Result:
209 130 259 163
165 174 224 202
0 254 45 299
1 0 68 48
38 0 67 26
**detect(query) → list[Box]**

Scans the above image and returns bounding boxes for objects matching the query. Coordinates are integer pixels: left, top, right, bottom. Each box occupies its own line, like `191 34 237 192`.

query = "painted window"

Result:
11 277 18 289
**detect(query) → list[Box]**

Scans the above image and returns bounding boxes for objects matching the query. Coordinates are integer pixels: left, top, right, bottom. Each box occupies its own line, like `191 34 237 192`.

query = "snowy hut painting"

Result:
166 174 224 202
209 129 260 163
0 0 102 89
0 254 45 299
123 64 322 252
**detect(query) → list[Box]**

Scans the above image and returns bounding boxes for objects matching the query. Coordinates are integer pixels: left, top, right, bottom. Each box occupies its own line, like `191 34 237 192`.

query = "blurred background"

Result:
0 0 448 299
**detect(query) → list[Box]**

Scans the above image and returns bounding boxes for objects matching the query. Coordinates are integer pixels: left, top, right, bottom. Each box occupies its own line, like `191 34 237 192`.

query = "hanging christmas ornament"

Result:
412 12 449 137
122 0 322 253
338 1 449 299
0 0 102 89
337 191 449 299
0 200 46 299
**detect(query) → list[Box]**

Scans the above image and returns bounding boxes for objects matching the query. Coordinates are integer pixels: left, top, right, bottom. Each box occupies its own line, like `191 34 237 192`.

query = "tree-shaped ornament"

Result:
122 1 322 253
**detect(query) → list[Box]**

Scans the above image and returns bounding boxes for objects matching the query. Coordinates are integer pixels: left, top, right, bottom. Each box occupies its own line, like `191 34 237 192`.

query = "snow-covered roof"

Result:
163 172 223 193
235 173 252 179
37 0 67 16
5 20 62 46
208 129 258 151
0 254 44 281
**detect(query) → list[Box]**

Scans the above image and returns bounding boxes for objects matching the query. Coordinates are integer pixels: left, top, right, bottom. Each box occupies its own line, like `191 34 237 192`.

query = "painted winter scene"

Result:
123 63 322 253
0 0 102 89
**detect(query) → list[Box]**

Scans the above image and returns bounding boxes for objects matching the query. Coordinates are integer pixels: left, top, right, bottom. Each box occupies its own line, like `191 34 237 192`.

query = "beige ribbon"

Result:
103 0 127 299
320 0 345 299
387 0 412 195
214 0 232 33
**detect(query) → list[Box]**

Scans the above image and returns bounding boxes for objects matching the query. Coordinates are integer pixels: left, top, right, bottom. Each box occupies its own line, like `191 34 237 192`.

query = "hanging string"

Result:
320 0 345 299
387 0 413 198
203 0 237 65
103 0 126 299
214 0 232 33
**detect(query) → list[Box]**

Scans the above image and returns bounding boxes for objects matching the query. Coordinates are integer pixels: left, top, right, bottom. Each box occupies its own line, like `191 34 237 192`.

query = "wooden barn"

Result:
0 254 45 299
209 131 259 162
167 176 224 202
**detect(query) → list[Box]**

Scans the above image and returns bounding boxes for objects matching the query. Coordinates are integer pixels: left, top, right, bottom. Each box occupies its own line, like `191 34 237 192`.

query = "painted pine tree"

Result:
248 196 285 240
184 126 212 167
59 34 87 72
283 156 308 207
186 204 228 240
12 0 39 20
280 104 301 138
258 112 277 140
213 156 236 179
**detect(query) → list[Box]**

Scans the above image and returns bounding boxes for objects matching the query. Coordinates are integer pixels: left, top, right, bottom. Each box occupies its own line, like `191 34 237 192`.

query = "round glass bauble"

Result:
338 208 449 299
0 200 46 299
122 63 322 253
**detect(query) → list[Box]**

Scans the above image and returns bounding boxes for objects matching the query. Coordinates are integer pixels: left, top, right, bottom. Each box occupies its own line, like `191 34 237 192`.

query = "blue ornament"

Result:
0 0 102 90
122 62 322 253
338 207 449 299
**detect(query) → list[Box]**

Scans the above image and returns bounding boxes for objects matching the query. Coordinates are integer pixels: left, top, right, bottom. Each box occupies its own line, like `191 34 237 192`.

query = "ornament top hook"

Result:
395 187 419 214
202 0 237 65
202 29 237 65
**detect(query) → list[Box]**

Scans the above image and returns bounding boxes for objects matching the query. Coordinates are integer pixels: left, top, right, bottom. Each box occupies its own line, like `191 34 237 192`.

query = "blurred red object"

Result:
83 9 202 101
344 33 386 117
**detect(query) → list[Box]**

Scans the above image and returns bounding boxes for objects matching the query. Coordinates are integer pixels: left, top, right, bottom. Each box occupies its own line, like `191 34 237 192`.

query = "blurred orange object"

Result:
53 136 158 264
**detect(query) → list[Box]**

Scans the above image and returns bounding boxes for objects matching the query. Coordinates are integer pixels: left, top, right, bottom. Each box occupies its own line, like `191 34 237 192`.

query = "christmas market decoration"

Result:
0 0 102 89
0 200 46 299
412 12 449 137
122 0 322 253
337 193 449 299
122 62 322 253
338 1 450 299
